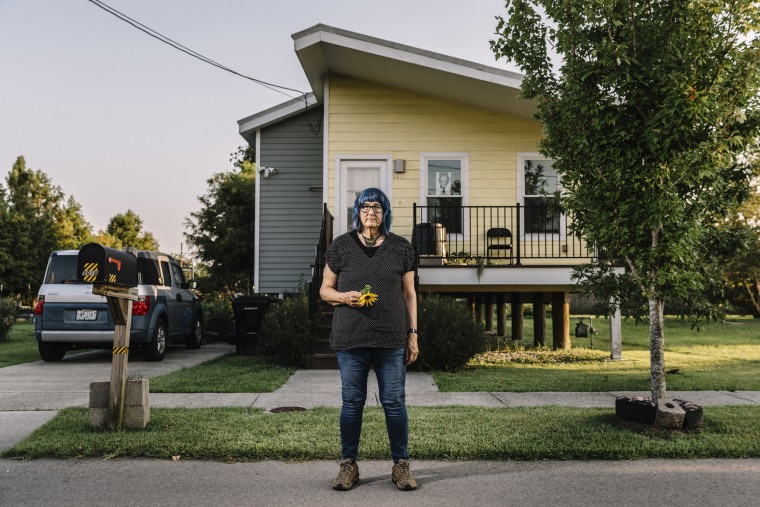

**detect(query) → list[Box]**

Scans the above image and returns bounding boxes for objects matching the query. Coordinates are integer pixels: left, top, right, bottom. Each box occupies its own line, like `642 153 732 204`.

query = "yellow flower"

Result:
358 284 378 307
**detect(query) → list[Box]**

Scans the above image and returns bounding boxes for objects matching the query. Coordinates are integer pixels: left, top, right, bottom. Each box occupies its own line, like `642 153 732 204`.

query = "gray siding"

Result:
258 107 323 294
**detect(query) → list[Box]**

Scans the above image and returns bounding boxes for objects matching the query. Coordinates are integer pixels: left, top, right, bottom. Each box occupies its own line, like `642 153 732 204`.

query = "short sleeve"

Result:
398 237 416 273
324 241 341 275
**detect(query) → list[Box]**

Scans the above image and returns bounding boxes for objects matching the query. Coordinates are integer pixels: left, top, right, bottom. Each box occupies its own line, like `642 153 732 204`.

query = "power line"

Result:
86 0 308 102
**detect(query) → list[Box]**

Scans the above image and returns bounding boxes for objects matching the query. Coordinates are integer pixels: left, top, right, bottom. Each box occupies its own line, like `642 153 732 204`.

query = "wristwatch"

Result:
407 328 418 335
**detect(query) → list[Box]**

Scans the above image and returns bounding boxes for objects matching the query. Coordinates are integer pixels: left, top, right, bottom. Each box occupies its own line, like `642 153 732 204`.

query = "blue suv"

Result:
34 249 203 361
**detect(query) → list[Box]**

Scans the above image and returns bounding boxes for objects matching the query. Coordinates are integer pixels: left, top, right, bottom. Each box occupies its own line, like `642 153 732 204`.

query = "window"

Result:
421 153 468 235
170 262 188 289
519 155 563 236
160 261 172 287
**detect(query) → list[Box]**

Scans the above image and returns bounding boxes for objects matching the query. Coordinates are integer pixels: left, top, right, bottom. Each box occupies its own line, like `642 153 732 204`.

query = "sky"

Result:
0 0 516 257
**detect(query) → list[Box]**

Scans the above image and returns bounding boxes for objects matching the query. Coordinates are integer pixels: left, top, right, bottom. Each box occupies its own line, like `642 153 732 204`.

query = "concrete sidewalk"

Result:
3 345 760 452
152 370 760 411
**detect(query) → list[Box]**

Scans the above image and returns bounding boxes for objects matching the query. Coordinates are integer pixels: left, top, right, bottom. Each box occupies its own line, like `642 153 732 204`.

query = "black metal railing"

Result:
412 203 598 265
309 203 334 319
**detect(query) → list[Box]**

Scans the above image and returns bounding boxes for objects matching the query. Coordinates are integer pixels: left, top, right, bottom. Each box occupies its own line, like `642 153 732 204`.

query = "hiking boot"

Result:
391 459 417 490
332 459 359 491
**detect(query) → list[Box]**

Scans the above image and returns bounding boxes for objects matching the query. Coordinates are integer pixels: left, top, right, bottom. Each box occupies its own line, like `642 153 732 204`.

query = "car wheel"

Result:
185 318 203 349
145 320 167 362
38 342 66 362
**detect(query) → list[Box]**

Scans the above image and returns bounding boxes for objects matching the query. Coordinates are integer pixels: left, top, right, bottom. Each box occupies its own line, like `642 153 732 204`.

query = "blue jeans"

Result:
336 347 408 462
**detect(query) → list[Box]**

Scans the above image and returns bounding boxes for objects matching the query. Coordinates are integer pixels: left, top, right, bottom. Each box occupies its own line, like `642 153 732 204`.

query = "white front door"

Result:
337 158 391 234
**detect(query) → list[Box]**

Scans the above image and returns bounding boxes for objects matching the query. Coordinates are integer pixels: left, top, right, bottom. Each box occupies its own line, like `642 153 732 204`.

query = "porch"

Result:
308 204 622 368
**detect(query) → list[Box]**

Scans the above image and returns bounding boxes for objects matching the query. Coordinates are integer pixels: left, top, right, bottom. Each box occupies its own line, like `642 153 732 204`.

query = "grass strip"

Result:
149 355 295 393
0 323 40 368
5 405 760 461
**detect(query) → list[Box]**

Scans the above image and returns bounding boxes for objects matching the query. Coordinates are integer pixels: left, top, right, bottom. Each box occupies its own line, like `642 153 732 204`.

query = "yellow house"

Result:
238 24 623 362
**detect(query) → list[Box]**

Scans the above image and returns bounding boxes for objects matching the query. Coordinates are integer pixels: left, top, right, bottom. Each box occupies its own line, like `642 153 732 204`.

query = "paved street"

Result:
2 458 759 506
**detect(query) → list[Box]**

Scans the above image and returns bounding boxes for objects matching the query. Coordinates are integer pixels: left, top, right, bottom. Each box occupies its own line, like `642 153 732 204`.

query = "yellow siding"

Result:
327 75 542 240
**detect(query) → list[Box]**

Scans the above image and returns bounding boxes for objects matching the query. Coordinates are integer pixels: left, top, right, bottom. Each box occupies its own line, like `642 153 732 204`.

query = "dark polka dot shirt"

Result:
325 231 415 350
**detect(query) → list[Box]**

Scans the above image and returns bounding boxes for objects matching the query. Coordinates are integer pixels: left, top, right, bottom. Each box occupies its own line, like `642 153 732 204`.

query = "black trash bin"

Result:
232 295 276 355
412 222 447 256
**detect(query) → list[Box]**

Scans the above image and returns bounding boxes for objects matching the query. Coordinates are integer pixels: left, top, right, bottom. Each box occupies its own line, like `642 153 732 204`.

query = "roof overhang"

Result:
292 24 536 121
238 92 319 144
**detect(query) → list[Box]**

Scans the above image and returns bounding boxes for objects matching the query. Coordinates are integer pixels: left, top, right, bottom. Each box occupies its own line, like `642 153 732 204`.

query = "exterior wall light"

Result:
260 167 278 179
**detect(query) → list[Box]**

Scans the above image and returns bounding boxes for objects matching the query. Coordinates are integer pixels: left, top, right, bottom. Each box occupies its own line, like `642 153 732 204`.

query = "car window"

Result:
138 258 160 285
170 262 187 289
160 261 172 287
44 255 78 284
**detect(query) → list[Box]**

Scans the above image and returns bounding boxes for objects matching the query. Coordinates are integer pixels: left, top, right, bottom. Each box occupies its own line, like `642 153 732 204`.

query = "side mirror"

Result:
190 280 197 290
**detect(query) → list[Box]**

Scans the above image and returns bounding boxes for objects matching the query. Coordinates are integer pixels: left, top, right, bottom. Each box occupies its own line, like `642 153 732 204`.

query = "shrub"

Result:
201 292 233 321
259 291 312 367
416 295 487 372
0 298 17 342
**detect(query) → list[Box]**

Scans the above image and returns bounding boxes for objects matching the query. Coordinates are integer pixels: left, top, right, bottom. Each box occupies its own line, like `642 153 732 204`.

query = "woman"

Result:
320 187 419 492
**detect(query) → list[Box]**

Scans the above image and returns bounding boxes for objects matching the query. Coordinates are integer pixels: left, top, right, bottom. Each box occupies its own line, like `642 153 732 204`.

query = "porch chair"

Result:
486 227 513 263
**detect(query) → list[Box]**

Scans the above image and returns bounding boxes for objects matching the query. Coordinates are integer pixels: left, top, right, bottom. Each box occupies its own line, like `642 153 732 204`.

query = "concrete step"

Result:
312 338 332 354
309 353 338 369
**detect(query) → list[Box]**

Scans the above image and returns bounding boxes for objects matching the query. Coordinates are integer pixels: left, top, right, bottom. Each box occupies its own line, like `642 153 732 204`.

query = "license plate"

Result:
76 309 97 321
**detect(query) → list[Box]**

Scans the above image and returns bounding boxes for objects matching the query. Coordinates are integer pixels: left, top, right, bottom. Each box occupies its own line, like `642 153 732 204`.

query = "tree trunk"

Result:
649 296 666 404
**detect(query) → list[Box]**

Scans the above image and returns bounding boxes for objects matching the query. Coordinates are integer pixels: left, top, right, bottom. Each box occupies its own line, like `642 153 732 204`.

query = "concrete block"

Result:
124 405 150 429
125 380 150 406
89 380 150 429
89 382 109 409
89 380 150 408
654 398 685 429
90 406 150 428
90 408 108 427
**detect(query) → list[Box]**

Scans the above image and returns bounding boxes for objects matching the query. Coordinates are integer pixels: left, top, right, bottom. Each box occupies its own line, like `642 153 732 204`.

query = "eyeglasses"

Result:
359 205 383 214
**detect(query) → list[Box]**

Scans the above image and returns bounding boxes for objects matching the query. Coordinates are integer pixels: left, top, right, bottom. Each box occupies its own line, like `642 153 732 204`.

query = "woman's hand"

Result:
405 335 418 365
342 290 363 307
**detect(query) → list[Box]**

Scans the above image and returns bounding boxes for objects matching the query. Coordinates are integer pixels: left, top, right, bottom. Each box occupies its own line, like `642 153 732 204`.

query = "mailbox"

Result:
76 243 138 288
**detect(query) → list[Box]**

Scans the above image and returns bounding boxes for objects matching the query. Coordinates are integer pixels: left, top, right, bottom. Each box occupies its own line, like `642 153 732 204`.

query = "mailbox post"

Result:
77 243 139 430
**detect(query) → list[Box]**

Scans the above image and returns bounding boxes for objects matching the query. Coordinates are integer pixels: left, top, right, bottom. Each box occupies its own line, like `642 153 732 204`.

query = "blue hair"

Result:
352 187 392 235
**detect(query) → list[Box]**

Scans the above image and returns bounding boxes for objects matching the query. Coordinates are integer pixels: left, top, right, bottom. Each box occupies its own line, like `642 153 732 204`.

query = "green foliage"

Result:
94 209 159 251
416 295 487 372
492 0 760 317
259 292 312 368
0 298 16 342
185 151 256 293
492 0 760 399
200 292 233 321
0 156 93 300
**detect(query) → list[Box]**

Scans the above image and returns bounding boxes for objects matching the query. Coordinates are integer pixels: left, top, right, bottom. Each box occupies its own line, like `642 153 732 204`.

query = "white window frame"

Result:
419 152 469 241
516 152 565 240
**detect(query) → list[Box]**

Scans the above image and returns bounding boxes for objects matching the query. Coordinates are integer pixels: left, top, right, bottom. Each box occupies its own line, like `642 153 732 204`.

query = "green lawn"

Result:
0 322 39 367
5 405 759 461
149 355 294 393
433 317 760 392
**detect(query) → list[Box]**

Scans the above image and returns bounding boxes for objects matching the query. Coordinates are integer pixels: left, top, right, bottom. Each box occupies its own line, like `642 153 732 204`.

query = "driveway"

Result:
0 343 234 410
0 343 234 450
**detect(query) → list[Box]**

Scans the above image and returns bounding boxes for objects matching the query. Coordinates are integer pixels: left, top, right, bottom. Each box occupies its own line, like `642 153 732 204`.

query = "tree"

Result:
55 196 93 249
721 175 760 317
492 1 760 404
0 156 65 297
94 209 159 251
185 147 256 293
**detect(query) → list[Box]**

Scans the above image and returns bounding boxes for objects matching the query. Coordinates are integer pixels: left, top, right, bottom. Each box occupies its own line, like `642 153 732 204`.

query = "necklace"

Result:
361 233 380 247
